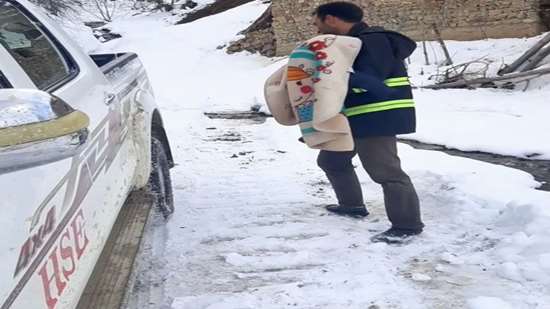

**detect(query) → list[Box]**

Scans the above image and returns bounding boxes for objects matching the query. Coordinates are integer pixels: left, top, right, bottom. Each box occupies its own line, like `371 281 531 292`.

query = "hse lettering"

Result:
38 209 89 309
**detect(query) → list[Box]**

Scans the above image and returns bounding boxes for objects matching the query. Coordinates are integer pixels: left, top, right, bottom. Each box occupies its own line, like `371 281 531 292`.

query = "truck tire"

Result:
148 137 174 218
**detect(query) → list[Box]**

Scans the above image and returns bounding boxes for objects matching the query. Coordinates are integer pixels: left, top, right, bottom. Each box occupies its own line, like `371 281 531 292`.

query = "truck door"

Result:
0 1 137 308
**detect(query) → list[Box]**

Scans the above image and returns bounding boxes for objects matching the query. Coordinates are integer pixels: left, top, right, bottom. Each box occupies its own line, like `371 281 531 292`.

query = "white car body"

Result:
0 1 173 308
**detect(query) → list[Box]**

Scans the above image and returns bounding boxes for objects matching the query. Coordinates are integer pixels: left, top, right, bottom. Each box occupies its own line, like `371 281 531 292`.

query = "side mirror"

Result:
0 89 90 174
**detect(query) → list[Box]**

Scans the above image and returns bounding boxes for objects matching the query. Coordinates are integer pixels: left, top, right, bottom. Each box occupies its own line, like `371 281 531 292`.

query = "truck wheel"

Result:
148 137 174 218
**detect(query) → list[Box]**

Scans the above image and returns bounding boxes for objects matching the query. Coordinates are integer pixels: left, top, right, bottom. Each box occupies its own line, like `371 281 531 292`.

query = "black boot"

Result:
370 227 422 244
325 204 369 218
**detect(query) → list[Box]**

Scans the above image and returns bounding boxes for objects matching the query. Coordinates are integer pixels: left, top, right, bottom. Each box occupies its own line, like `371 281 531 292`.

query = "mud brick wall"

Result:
272 0 545 56
227 26 276 57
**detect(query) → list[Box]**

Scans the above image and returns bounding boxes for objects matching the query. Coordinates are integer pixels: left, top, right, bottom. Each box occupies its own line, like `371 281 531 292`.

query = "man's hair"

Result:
313 2 364 23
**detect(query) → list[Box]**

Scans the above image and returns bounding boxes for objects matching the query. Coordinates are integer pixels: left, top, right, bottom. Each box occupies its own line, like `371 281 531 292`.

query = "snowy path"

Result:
125 110 550 309
96 2 550 308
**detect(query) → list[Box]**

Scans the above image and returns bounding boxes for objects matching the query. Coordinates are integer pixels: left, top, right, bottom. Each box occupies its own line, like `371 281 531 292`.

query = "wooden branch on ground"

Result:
422 67 550 89
520 43 550 72
429 59 489 85
498 32 550 75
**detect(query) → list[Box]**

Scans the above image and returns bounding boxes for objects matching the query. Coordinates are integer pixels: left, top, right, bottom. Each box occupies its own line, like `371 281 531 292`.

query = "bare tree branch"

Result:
498 33 550 75
432 23 453 66
423 67 550 89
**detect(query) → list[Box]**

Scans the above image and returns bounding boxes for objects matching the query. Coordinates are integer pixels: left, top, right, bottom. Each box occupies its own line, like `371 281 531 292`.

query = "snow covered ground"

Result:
406 37 550 159
71 1 550 308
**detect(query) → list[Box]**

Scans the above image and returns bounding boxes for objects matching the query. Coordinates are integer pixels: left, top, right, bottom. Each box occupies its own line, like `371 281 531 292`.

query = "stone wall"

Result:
227 5 276 57
272 0 546 56
227 27 276 57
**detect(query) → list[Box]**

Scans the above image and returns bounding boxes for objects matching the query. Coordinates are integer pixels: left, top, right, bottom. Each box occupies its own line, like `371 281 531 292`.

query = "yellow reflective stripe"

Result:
346 103 415 116
351 77 410 93
386 81 411 87
344 99 414 117
385 77 410 87
385 77 409 83
352 88 368 93
352 77 410 95
346 99 414 113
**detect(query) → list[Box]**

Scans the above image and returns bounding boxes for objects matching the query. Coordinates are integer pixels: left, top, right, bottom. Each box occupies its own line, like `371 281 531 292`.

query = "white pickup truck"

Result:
0 0 175 308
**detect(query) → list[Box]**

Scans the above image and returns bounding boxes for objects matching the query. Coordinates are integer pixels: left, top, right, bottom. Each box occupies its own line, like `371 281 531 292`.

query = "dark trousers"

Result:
317 136 424 231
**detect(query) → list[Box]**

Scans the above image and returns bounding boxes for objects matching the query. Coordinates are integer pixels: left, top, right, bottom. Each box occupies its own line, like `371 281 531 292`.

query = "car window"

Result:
0 1 72 90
